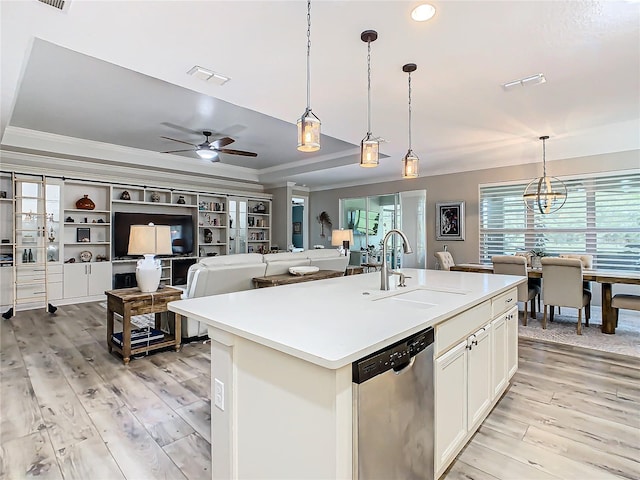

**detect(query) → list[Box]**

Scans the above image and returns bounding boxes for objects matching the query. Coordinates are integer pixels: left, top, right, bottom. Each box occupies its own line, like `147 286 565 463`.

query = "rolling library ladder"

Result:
5 174 58 318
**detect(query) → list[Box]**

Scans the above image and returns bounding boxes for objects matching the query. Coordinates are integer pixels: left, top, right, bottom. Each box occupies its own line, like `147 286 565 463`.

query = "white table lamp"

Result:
331 229 354 256
128 223 173 292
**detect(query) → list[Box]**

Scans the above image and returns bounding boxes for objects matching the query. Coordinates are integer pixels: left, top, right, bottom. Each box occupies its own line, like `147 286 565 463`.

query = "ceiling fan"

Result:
161 131 257 162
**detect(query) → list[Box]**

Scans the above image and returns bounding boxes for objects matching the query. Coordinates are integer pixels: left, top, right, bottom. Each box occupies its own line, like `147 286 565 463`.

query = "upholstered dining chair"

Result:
541 257 592 334
559 253 593 319
434 251 455 271
492 255 541 325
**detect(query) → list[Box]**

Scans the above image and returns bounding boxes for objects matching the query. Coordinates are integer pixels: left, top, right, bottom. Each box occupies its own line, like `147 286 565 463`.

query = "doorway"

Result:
292 197 305 250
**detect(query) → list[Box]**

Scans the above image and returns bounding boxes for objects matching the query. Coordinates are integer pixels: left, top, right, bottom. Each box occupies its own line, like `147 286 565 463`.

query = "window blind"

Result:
479 171 640 271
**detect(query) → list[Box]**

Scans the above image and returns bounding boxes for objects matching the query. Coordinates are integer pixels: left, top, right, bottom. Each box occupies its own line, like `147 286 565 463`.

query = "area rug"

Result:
518 305 640 358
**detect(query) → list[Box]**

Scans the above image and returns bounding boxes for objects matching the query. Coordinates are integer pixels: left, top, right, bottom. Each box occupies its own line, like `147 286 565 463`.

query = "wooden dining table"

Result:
450 264 640 334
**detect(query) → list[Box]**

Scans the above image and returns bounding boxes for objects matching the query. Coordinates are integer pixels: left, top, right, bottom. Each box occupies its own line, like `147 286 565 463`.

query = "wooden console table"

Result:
105 286 183 365
253 270 344 288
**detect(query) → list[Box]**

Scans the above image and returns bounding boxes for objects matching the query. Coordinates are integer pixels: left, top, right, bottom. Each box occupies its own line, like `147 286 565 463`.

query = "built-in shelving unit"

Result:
1 171 272 311
247 199 271 254
198 194 228 258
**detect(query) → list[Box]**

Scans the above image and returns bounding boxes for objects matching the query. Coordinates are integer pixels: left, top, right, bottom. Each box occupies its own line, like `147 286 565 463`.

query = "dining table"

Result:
450 263 640 334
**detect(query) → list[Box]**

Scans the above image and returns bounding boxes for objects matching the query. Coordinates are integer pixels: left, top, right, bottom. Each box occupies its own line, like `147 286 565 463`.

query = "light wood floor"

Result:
1 302 639 480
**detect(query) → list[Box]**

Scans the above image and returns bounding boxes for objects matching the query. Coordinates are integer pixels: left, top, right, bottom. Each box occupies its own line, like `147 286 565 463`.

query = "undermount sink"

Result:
372 286 469 309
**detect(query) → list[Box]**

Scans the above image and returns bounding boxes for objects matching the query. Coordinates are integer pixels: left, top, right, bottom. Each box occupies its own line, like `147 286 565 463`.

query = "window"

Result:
479 171 640 270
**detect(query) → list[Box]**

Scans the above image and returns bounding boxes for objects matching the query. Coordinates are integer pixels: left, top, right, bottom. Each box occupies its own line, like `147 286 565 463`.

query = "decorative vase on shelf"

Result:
120 190 131 200
76 195 95 210
150 191 161 203
177 196 186 204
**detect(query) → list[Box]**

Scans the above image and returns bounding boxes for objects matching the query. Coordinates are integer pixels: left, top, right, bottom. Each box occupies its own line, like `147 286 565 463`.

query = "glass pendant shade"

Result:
402 150 419 178
297 109 321 152
523 136 567 214
360 134 379 167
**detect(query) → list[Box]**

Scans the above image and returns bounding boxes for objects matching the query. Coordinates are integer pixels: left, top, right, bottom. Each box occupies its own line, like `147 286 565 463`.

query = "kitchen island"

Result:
169 268 524 479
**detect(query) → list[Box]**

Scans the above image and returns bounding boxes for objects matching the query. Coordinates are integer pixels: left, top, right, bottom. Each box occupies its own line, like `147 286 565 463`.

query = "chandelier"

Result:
523 136 567 214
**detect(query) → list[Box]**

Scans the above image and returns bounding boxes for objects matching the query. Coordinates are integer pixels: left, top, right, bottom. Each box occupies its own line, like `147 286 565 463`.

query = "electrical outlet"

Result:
214 378 224 411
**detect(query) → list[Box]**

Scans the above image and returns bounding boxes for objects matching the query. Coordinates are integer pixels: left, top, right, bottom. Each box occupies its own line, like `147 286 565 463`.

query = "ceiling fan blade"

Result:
162 149 194 154
210 136 235 149
161 136 196 147
217 148 258 157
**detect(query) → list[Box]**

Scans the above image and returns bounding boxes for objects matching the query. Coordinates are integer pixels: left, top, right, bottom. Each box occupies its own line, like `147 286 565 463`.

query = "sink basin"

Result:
372 286 469 309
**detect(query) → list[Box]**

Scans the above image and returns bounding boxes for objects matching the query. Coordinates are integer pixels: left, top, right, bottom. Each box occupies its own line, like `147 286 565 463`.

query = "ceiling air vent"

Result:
37 0 68 11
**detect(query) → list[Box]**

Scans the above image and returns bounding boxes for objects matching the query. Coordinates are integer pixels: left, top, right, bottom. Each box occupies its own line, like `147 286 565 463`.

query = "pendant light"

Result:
402 63 419 178
360 30 379 168
297 0 321 152
523 136 567 214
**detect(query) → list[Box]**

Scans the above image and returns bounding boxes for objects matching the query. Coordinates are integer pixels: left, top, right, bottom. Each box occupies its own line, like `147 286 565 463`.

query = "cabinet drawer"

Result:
492 288 518 318
17 266 47 277
16 284 48 299
435 300 491 357
48 264 63 275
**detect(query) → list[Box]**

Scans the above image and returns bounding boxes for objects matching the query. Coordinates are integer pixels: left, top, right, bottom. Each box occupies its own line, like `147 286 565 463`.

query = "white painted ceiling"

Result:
1 1 639 190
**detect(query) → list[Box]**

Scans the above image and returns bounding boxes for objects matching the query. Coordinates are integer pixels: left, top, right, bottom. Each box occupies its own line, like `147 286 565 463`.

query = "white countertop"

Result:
168 269 524 369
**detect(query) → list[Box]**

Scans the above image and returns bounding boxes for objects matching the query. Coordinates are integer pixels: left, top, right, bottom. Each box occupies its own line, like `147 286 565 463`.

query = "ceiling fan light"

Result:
196 147 217 160
360 134 379 167
297 109 321 152
402 150 419 178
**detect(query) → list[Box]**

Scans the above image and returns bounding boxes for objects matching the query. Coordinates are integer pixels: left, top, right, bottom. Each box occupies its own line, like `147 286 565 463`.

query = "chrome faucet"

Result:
380 229 413 290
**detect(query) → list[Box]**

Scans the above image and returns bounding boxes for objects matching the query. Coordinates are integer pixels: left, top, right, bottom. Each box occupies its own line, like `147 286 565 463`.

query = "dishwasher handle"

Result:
392 356 415 375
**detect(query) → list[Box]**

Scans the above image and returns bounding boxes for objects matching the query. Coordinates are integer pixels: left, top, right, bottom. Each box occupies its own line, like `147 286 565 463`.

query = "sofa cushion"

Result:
199 252 264 267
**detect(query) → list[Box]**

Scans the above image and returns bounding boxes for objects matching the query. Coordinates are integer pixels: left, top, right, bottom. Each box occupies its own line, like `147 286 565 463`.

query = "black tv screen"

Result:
113 212 194 258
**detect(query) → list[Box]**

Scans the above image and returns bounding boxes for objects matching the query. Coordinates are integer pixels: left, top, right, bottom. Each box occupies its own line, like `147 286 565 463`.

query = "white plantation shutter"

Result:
479 171 640 271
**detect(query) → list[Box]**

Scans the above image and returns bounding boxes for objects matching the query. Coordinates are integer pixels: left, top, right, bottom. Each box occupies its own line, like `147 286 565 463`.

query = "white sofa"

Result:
179 250 350 338
180 253 267 337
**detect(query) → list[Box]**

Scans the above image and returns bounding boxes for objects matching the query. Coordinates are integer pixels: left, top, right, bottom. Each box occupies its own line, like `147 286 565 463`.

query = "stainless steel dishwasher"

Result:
352 327 434 480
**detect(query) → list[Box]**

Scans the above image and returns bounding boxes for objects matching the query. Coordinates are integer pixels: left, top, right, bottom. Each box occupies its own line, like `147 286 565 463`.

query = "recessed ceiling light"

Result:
411 4 436 22
187 65 230 86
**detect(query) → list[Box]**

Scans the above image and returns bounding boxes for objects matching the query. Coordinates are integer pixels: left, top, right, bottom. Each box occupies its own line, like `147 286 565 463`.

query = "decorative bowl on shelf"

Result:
288 266 319 276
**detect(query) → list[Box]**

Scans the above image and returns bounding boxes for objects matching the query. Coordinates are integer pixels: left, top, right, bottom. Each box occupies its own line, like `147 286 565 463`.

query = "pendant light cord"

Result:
306 0 312 111
542 136 547 178
408 71 412 150
366 39 372 135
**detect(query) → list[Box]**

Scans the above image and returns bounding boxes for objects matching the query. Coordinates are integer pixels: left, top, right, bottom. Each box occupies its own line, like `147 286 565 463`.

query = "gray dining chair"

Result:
492 255 541 325
541 257 592 334
434 251 455 271
559 253 593 319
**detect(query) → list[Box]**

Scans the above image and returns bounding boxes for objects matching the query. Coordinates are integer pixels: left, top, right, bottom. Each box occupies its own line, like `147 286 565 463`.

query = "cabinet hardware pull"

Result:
506 298 513 303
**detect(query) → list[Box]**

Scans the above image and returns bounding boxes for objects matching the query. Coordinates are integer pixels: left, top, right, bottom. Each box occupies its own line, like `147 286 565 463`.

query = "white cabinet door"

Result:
435 340 467 475
467 324 492 429
0 267 13 308
491 314 508 397
87 262 112 296
506 306 519 379
63 263 88 298
65 262 112 298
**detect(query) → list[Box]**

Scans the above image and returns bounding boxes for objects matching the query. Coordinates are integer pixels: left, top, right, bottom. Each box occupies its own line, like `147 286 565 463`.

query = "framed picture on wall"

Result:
436 201 465 241
292 222 302 234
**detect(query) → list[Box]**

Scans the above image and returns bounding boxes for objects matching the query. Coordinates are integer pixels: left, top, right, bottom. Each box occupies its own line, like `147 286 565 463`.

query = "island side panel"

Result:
209 326 353 479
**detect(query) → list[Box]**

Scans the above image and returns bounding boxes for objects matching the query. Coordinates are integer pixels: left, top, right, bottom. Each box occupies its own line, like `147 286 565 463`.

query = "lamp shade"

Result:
331 229 354 246
128 224 173 256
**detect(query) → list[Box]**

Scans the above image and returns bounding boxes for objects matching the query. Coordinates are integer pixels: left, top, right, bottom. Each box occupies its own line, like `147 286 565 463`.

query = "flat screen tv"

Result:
113 212 194 258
